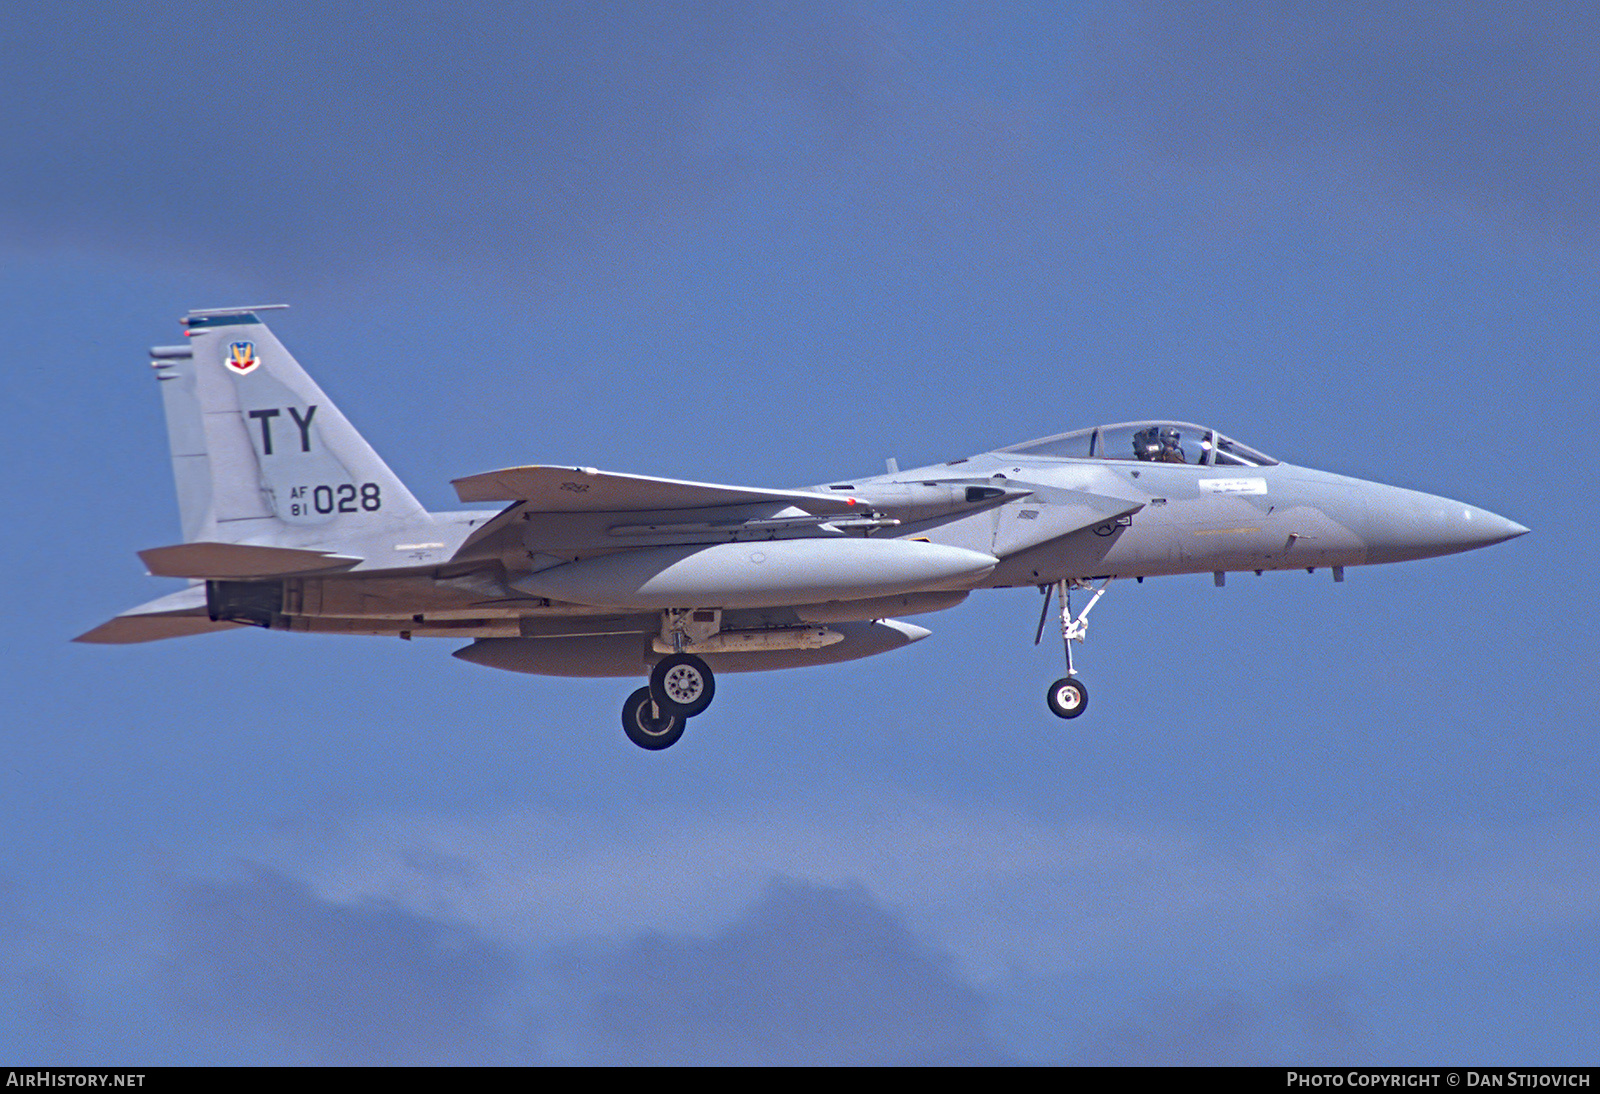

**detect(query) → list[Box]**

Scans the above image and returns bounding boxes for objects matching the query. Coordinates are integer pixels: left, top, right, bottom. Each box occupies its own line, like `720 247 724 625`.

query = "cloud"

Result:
15 803 1600 1063
155 867 1000 1064
0 1 899 279
10 0 1589 288
540 877 1006 1065
1067 977 1367 1065
1090 2 1600 241
162 868 521 1065
256 799 1600 985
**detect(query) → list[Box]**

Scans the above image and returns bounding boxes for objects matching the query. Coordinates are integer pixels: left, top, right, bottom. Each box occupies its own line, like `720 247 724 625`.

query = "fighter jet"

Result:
78 306 1529 749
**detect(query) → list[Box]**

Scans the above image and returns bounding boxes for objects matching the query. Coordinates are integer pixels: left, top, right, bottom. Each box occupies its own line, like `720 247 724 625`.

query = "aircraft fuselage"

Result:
848 453 1523 586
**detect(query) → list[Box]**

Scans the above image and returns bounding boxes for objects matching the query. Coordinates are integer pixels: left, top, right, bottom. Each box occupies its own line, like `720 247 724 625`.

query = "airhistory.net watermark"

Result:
6 1075 145 1088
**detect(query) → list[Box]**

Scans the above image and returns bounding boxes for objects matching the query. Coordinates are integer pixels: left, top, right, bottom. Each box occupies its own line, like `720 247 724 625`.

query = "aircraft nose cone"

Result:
1492 516 1531 543
1444 505 1529 551
1362 487 1529 564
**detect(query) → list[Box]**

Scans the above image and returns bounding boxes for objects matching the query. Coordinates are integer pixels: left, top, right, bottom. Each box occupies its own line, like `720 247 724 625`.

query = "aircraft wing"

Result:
451 465 861 514
73 585 243 644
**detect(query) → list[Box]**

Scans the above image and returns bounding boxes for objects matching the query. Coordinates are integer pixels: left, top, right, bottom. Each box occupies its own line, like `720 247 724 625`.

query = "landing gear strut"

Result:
1037 578 1109 720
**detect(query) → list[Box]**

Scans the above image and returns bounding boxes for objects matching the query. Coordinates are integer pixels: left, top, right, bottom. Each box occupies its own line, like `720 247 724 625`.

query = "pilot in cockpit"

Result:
1133 425 1188 463
1132 426 1160 461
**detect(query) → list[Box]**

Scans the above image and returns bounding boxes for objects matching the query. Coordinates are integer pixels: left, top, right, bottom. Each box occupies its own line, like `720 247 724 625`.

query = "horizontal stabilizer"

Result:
73 586 241 644
451 465 862 514
138 541 363 578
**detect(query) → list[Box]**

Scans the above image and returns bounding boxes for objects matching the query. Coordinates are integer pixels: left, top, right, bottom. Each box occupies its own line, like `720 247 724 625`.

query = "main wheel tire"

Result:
650 653 716 717
1046 676 1089 719
622 686 687 750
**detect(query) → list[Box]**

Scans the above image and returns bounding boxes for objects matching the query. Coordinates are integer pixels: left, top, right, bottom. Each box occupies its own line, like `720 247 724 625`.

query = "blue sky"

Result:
1 1 1593 1064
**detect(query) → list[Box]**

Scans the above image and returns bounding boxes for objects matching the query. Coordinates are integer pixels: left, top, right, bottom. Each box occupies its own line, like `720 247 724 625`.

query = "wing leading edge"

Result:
73 586 242 644
451 465 864 513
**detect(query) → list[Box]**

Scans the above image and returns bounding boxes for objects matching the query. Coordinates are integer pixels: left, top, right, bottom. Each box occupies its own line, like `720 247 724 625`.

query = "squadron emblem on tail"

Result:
225 340 260 375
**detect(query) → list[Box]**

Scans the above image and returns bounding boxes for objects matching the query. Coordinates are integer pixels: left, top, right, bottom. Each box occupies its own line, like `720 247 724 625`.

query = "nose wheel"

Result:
1046 676 1088 719
1037 578 1108 720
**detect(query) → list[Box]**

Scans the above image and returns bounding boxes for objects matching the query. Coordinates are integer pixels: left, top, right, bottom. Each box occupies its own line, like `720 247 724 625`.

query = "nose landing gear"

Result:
1037 578 1109 720
1046 675 1088 719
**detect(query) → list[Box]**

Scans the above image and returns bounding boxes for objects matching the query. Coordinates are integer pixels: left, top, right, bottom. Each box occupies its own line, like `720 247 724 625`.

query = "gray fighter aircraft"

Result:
79 306 1529 749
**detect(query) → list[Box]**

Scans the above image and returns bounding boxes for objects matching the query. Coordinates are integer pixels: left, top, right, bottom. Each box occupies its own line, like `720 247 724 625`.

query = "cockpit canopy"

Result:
997 421 1278 467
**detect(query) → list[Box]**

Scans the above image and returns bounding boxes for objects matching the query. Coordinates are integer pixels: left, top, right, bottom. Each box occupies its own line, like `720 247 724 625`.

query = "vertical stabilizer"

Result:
150 306 427 547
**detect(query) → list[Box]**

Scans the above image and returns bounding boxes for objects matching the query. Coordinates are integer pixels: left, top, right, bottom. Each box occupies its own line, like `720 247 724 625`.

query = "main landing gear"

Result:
651 652 715 717
1036 578 1109 720
621 650 717 751
622 685 688 750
